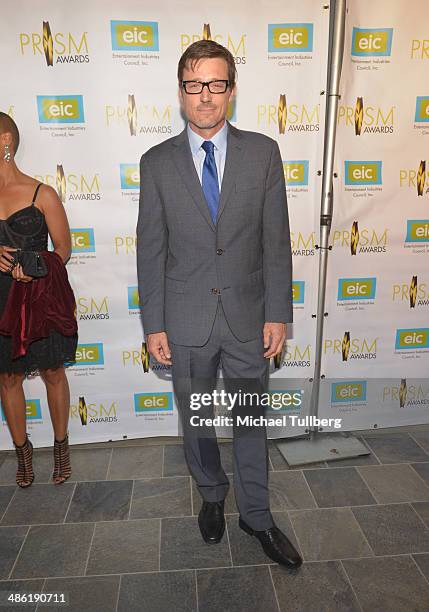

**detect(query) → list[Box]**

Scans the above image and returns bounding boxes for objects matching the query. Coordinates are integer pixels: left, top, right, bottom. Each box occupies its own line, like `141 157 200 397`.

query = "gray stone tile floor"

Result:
0 429 428 611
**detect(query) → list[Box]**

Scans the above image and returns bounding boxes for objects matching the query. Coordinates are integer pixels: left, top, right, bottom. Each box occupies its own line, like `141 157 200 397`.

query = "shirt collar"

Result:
187 121 228 156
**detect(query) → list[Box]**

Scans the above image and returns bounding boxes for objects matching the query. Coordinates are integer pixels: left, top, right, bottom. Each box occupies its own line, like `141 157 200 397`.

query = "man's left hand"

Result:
263 322 286 358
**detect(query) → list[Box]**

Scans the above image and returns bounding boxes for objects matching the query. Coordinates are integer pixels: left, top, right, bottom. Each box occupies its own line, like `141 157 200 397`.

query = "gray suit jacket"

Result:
136 122 293 346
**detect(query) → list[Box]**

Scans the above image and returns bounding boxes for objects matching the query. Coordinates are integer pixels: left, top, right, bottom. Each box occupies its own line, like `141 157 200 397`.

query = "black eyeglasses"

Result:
182 80 229 94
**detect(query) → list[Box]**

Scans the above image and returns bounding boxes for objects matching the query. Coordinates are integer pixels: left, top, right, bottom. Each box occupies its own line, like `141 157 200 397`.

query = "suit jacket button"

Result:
216 249 223 255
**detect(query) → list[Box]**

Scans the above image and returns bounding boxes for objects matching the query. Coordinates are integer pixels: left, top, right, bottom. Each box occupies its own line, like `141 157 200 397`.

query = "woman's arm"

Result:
39 185 72 263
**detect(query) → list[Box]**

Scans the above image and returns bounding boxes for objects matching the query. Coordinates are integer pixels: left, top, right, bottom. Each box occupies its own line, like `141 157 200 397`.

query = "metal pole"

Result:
309 0 346 436
276 0 370 463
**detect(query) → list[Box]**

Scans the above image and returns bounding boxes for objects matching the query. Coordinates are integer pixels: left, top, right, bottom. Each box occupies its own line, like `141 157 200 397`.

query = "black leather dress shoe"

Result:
198 500 225 544
239 517 302 568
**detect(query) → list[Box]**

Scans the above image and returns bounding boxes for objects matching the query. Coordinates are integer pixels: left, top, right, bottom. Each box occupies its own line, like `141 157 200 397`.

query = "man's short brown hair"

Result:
177 40 237 89
0 112 20 155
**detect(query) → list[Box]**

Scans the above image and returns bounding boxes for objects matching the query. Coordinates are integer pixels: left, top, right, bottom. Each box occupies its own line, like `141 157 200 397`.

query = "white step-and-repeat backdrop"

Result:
0 0 427 448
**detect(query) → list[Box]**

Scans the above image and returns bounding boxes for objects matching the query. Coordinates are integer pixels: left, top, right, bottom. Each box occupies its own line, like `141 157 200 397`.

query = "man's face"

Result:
179 57 234 136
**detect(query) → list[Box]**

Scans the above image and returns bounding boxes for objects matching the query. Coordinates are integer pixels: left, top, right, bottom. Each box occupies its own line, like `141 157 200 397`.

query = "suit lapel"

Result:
171 128 215 232
217 123 243 222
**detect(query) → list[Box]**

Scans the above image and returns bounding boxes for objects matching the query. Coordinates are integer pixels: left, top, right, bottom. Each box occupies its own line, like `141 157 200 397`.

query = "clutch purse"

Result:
12 249 48 278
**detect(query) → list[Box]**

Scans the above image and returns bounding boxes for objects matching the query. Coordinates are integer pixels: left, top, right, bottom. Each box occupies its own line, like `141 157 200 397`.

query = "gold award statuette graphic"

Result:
342 332 350 362
128 94 137 136
43 21 54 67
56 164 66 203
203 24 212 40
350 221 359 256
399 378 407 408
278 94 287 135
141 342 150 373
273 351 282 370
78 396 88 426
410 275 417 309
417 161 426 197
354 97 363 136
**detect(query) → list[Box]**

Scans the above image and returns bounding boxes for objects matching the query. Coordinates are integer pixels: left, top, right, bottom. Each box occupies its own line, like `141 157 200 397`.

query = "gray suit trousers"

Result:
170 298 274 531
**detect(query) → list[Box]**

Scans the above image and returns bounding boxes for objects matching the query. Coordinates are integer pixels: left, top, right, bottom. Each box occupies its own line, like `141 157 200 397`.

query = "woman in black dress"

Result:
0 113 78 487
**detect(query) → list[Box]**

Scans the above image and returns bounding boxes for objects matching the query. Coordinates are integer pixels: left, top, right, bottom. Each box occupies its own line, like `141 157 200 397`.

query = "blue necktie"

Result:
201 140 220 225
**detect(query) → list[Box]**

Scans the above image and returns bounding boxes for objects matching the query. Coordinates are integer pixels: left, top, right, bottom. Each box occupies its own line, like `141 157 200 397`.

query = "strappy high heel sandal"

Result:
14 435 34 488
52 433 72 484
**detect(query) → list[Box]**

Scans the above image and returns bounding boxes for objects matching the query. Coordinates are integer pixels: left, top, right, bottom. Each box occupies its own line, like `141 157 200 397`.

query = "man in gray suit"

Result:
137 40 301 568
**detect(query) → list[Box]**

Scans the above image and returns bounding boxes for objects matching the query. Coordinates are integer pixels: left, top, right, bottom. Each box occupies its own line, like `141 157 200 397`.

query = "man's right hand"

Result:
147 332 172 365
0 246 16 273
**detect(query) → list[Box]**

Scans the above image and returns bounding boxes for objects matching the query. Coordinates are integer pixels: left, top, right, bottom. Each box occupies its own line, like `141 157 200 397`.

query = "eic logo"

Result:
134 392 173 414
351 28 393 56
395 328 429 350
37 95 85 123
75 343 105 365
345 161 382 185
111 20 159 51
71 228 95 253
337 278 376 301
120 164 140 189
283 161 309 185
331 381 367 403
268 23 313 52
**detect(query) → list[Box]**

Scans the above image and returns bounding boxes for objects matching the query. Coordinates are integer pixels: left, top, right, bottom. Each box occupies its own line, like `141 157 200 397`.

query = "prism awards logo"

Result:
337 97 395 135
110 20 159 66
141 342 150 373
383 379 429 408
337 278 376 309
414 97 429 135
392 275 429 309
128 95 137 135
70 396 118 425
76 296 110 321
134 392 174 415
351 28 393 66
19 21 90 66
78 396 87 425
70 228 96 265
404 220 429 253
399 161 428 196
399 379 407 408
333 221 389 255
180 23 246 64
324 333 377 362
128 286 141 316
268 23 313 67
291 230 316 257
105 95 172 135
35 164 101 203
257 95 320 135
